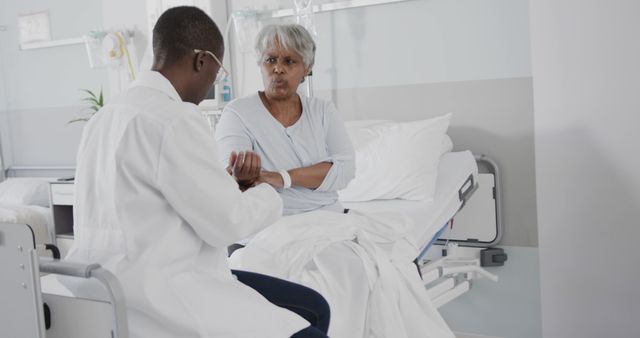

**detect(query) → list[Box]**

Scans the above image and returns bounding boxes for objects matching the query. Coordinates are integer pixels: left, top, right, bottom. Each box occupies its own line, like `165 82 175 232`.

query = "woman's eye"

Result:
285 59 295 65
265 57 276 63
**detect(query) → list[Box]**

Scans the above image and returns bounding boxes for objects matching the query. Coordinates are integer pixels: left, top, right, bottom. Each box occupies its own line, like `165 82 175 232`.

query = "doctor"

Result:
66 6 329 338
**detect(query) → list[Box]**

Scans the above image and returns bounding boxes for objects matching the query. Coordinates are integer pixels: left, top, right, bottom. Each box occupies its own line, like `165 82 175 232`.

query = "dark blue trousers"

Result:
232 270 330 338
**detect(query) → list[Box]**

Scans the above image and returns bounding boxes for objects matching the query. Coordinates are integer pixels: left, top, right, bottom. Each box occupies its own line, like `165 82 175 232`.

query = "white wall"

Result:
0 0 105 172
530 1 640 337
0 0 151 173
439 246 542 338
228 0 531 97
0 0 106 110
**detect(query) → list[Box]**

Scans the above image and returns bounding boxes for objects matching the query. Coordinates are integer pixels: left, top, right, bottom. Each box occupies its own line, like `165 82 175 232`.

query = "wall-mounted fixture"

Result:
19 37 85 50
259 0 418 19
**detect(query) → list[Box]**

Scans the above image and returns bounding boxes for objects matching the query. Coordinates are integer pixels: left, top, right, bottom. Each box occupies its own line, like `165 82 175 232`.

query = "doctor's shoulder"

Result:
166 101 216 133
144 98 199 122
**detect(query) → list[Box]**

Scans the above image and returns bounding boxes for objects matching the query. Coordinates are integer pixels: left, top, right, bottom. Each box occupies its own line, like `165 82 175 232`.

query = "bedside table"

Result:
49 181 75 256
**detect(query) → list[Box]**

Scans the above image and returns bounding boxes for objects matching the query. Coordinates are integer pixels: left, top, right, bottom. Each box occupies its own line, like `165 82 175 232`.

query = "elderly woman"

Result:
217 25 378 338
215 24 355 215
216 25 455 338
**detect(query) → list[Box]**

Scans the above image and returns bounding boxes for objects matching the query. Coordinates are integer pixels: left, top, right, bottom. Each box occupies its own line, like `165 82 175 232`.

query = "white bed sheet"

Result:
0 204 52 247
230 210 455 338
342 150 478 251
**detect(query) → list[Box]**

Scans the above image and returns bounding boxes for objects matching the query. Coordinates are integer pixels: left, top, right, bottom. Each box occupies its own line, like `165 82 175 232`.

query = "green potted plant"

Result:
69 88 104 124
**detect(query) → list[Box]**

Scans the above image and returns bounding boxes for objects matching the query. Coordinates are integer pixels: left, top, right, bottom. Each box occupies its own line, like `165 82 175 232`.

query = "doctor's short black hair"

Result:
152 6 223 65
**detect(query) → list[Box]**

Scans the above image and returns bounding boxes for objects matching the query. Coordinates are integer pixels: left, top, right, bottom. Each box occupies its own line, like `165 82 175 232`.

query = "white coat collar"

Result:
131 70 183 102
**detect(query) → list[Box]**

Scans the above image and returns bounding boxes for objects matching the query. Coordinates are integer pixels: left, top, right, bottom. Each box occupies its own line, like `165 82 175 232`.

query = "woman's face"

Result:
260 43 309 101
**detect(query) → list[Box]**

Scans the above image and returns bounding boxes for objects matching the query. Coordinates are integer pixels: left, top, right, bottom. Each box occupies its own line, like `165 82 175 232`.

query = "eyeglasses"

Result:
194 49 230 84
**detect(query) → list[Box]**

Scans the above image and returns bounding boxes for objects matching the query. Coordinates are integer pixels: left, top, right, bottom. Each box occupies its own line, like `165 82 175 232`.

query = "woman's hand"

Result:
257 170 285 188
227 151 262 189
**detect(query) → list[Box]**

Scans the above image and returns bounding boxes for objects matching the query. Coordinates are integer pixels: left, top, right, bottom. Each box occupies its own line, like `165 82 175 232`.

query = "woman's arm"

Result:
260 102 355 190
259 162 332 189
313 102 355 191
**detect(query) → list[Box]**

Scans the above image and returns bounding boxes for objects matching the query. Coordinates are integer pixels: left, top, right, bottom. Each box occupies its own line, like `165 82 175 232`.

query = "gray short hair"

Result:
255 24 316 69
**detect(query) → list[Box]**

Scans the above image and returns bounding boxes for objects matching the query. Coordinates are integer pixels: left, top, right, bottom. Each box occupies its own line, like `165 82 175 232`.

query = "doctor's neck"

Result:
152 57 202 105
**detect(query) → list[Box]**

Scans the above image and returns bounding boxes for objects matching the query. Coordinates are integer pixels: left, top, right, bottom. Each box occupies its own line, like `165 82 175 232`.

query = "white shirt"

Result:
215 93 355 215
65 71 309 338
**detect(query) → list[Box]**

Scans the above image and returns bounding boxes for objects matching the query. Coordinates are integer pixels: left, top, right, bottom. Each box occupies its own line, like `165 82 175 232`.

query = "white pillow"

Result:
441 134 453 155
339 114 452 202
0 178 51 207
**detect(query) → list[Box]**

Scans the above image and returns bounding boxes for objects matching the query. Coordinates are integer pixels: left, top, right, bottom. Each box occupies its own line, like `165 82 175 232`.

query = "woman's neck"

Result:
259 91 302 127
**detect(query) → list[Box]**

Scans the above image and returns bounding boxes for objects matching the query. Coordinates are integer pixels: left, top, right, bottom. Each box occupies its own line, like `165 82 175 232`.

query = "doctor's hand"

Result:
227 151 262 189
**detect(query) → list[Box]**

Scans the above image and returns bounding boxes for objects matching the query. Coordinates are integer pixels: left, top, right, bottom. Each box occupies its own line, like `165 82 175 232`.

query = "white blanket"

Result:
229 210 454 338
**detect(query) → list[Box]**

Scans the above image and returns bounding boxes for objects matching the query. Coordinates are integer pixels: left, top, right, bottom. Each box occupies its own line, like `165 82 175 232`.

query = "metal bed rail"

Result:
434 154 503 248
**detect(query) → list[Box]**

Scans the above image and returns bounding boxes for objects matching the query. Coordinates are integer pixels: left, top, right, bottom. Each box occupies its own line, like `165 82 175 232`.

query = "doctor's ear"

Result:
193 52 206 72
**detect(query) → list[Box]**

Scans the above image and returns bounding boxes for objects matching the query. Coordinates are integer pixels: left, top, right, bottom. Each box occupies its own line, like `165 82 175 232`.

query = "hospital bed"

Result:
210 113 505 309
0 222 128 338
342 150 503 308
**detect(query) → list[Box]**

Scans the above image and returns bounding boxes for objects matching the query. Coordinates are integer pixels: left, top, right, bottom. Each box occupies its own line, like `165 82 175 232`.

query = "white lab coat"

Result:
65 71 309 338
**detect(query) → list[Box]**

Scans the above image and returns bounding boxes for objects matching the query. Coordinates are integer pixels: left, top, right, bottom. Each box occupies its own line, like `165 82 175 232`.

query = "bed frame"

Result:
420 154 505 308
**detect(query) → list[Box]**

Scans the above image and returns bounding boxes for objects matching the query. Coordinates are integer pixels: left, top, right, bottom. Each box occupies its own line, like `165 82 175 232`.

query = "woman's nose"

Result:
273 64 284 74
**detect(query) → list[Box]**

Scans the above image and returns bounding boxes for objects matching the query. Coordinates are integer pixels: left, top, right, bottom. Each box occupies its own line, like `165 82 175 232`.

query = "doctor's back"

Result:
64 7 310 338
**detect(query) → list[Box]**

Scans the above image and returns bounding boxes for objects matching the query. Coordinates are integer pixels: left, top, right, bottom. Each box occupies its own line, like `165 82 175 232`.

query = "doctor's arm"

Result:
156 115 281 247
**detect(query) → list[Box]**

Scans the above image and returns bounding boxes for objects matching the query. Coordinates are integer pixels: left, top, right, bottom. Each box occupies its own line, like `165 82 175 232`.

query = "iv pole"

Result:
306 71 314 97
0 132 6 181
294 0 315 98
0 25 6 181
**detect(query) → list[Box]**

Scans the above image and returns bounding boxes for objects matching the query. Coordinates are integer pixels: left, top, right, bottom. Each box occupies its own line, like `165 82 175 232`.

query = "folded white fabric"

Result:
0 178 51 207
339 113 452 202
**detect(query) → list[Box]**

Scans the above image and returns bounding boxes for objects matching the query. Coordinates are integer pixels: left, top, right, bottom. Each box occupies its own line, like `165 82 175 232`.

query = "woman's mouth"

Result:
272 79 287 87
